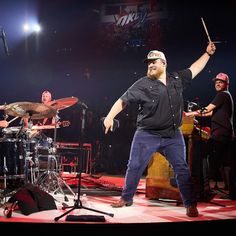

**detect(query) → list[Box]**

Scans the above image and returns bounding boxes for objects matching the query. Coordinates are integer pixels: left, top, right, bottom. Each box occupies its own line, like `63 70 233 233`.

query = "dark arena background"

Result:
0 0 236 233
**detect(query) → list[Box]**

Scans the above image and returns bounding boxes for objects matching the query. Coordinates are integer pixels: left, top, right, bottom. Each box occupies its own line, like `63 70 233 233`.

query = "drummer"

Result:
25 90 55 148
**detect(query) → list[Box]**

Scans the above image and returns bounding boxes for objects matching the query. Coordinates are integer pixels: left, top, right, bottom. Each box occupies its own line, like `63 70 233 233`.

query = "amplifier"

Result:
56 142 92 174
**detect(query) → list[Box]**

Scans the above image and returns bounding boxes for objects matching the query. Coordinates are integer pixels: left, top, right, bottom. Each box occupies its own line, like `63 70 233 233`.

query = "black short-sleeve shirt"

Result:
120 69 192 137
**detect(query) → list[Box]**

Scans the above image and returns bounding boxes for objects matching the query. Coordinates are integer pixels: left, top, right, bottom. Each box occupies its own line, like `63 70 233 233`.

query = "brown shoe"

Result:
111 198 133 208
186 205 199 217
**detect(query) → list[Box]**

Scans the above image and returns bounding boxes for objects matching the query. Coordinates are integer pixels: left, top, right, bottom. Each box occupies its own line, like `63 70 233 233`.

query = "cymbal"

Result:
48 96 78 110
4 102 57 120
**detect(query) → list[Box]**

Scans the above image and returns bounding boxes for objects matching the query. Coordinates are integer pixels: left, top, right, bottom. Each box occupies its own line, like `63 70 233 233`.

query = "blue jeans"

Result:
121 129 196 207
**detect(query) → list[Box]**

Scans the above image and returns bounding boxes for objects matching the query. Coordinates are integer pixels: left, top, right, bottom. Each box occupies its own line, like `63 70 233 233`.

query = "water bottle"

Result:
81 194 88 207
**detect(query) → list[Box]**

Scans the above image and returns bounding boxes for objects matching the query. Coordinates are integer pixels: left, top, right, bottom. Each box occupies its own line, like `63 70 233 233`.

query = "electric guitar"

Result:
29 120 70 138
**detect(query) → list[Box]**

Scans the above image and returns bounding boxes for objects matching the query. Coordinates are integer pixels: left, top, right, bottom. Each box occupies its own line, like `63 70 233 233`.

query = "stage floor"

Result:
1 175 236 232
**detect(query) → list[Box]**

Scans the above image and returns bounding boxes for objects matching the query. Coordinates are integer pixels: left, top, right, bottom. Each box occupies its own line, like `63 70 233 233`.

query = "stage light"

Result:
22 22 42 34
33 24 41 33
23 23 30 32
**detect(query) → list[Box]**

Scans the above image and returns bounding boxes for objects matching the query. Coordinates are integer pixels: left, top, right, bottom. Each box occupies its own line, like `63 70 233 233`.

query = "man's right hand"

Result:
103 117 114 134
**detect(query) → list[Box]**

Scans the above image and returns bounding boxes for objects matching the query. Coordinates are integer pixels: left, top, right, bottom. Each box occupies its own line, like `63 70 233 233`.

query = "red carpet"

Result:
61 173 145 192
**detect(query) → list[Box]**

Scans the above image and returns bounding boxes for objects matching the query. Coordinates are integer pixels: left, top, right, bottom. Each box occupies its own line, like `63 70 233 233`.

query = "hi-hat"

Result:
4 102 57 119
48 96 78 110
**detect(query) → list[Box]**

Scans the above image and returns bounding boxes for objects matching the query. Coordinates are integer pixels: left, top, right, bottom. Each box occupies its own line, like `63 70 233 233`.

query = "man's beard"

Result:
147 67 164 79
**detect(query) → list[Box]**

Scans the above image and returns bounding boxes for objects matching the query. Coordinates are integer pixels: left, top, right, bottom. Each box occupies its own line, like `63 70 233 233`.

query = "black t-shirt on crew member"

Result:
210 90 234 142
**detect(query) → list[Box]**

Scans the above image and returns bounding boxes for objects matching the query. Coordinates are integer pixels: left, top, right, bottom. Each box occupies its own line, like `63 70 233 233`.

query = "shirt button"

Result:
152 100 155 102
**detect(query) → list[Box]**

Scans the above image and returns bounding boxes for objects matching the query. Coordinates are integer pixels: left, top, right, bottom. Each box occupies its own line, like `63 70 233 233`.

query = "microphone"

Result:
186 101 198 106
0 27 10 56
186 100 199 112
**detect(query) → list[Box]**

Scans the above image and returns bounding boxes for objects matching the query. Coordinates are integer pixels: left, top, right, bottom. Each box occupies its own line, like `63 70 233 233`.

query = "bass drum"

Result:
0 139 26 179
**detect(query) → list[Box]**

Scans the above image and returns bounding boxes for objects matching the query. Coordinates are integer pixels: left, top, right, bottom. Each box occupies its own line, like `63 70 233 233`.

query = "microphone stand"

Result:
0 26 10 56
54 103 114 221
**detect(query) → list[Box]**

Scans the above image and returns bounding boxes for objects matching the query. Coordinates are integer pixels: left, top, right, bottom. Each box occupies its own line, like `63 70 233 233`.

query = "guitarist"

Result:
27 90 56 148
27 90 70 146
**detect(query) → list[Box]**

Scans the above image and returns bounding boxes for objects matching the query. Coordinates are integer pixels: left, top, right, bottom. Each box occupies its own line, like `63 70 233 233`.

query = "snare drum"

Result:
0 139 26 179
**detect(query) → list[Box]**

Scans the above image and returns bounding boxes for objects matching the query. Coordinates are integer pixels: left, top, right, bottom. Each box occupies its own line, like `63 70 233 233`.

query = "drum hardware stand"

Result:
17 121 36 185
54 104 114 222
0 157 19 206
36 154 75 200
35 111 76 202
25 145 37 184
17 117 36 185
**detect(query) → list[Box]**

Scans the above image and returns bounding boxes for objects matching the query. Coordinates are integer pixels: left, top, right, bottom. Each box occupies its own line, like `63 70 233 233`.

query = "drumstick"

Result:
8 116 20 124
201 17 212 43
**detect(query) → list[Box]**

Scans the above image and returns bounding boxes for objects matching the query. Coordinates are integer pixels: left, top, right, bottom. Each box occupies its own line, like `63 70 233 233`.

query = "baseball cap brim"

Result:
143 57 164 63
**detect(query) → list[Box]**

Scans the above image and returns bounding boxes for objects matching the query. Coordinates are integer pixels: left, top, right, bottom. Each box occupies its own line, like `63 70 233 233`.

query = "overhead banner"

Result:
100 1 168 28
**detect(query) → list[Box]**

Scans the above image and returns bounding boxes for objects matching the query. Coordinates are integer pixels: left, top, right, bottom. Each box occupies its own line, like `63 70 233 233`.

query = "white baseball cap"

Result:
144 50 166 63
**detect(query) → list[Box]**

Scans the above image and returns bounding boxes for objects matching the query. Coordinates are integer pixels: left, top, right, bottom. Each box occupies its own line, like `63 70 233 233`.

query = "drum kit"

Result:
0 96 78 200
